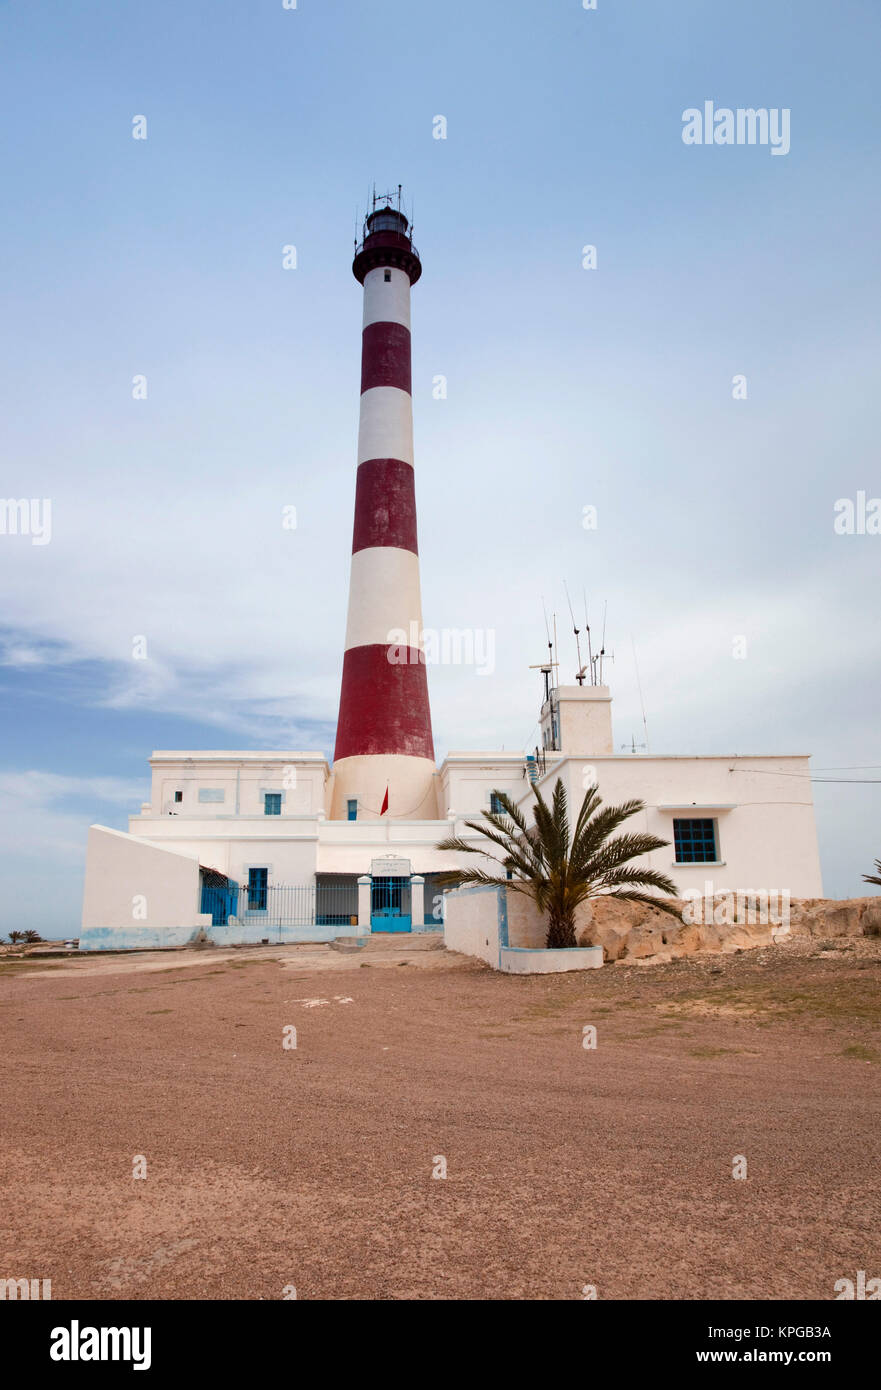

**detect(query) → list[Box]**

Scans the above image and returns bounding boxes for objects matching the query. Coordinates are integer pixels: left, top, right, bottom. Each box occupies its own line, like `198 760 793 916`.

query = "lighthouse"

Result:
330 194 438 821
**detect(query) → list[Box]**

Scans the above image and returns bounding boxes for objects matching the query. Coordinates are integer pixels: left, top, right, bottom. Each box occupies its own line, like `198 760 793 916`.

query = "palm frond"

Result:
574 831 670 879
573 799 646 860
595 865 680 896
434 868 518 891
863 858 881 887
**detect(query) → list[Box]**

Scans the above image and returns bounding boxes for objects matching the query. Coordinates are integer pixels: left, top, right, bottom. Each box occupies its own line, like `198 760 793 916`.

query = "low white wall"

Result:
80 825 209 949
443 885 501 966
500 946 603 973
444 886 604 972
505 891 549 948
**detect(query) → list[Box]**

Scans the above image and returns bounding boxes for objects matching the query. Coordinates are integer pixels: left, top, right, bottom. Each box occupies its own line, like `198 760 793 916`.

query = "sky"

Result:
1 0 879 931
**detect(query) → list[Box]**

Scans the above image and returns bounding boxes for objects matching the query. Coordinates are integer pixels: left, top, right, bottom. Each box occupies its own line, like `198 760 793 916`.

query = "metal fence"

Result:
200 880 359 929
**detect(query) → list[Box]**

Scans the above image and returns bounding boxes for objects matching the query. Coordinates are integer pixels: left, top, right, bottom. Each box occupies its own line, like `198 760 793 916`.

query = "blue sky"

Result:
1 0 880 930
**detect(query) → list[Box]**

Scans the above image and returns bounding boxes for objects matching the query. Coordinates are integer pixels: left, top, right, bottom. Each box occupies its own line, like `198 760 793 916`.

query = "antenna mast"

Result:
582 589 595 686
541 597 554 675
564 581 585 684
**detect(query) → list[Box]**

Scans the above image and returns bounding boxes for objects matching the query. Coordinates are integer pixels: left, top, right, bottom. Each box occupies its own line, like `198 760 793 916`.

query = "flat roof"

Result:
150 751 330 763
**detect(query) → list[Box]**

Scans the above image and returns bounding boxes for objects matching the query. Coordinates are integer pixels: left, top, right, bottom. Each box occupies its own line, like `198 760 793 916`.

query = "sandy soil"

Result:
1 933 879 1300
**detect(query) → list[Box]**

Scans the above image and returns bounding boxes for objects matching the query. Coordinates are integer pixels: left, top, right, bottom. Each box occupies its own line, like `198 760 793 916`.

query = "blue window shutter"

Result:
248 867 268 910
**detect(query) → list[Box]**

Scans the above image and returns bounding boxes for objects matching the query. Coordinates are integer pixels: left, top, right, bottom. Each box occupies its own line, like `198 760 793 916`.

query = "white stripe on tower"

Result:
357 386 414 466
344 549 425 651
362 266 411 330
332 204 437 821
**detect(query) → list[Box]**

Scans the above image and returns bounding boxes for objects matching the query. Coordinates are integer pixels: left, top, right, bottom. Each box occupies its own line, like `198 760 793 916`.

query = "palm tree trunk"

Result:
546 911 577 949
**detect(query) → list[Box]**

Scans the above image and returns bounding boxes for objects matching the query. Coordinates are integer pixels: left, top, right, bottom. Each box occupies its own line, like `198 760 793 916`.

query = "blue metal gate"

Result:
371 876 411 933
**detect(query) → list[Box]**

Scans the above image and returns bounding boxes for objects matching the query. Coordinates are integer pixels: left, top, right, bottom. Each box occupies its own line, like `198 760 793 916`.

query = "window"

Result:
347 799 357 822
673 818 718 864
383 269 391 282
198 788 225 804
174 790 183 803
490 793 506 815
264 793 282 816
247 867 268 911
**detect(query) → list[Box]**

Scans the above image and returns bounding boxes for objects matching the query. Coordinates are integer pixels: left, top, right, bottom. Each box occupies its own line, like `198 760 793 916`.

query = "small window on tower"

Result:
174 790 183 803
264 793 282 816
347 799 358 822
384 269 391 282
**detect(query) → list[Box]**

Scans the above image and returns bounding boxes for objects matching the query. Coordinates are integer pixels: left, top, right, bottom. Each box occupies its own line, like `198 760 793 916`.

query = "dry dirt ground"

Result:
1 933 880 1301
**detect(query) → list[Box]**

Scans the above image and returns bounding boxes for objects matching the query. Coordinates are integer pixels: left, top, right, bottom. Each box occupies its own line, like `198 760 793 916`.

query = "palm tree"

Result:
436 777 681 949
863 859 881 888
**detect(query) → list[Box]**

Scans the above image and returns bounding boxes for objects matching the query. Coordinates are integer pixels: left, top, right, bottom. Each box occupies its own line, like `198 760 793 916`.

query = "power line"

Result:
727 768 881 784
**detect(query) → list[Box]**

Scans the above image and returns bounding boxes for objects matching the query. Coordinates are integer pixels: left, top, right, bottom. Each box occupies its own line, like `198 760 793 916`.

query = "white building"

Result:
80 682 822 948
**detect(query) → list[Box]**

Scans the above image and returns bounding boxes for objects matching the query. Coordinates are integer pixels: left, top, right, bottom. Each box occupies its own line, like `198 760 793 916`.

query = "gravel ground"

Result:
1 933 879 1301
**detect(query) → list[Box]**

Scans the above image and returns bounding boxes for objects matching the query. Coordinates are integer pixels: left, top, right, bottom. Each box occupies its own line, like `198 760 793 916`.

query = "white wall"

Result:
521 755 823 899
540 686 614 755
81 825 208 936
439 753 528 818
505 890 548 948
145 753 329 818
443 886 501 966
443 886 603 973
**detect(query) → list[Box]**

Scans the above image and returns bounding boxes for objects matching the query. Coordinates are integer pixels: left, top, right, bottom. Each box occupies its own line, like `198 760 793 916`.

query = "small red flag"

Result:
380 786 389 816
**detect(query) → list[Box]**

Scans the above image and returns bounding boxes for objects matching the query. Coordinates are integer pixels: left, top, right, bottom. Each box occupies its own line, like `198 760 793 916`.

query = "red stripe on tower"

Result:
351 458 418 554
335 645 433 761
360 321 412 395
331 194 437 821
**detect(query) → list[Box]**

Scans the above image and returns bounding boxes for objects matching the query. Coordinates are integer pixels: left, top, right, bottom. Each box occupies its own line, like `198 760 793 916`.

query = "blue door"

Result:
200 879 239 926
371 876 411 933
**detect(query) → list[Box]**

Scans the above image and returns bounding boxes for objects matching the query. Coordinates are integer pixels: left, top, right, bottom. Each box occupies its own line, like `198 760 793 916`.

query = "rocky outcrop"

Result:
574 894 881 964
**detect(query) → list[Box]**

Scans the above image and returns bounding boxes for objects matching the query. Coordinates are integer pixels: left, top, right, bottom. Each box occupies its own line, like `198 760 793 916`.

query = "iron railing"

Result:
200 881 359 929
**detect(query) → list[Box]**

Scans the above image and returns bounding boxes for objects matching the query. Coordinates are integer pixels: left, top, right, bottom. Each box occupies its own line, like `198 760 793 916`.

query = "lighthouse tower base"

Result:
330 754 439 821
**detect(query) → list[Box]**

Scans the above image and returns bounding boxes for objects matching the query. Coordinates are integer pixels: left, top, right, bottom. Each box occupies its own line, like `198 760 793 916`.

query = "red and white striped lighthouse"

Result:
331 195 438 821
